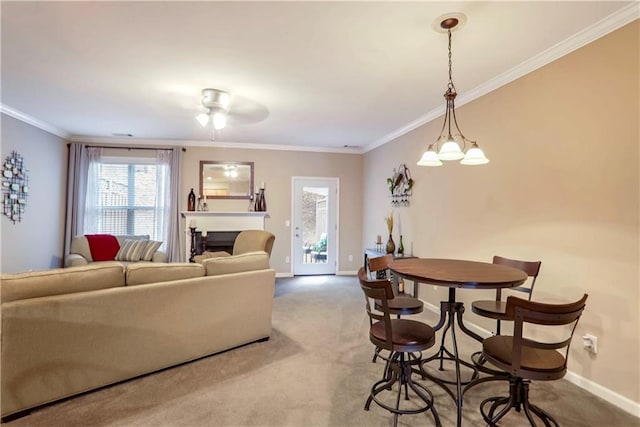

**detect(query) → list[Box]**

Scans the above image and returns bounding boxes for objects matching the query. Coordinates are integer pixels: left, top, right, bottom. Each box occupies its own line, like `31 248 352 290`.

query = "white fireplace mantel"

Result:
181 211 268 230
181 211 268 260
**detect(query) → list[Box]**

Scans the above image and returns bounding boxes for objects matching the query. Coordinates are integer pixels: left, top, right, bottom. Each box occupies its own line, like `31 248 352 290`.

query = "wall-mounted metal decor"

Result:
2 151 29 223
387 163 414 207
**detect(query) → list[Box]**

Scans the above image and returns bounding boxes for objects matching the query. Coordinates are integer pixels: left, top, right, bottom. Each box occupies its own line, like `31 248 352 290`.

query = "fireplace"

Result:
195 231 241 255
181 211 268 262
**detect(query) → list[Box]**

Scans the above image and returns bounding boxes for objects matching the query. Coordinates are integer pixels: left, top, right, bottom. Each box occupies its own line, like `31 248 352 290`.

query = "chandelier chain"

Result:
448 29 454 90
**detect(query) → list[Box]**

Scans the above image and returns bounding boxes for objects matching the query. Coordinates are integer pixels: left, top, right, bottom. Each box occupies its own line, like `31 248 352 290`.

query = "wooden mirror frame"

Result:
199 161 254 199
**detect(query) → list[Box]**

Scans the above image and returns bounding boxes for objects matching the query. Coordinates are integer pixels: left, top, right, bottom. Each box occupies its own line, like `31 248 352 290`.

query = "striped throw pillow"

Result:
141 240 163 261
115 239 147 262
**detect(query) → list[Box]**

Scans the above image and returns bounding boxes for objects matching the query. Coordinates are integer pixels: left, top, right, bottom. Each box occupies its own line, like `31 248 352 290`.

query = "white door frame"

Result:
291 177 339 275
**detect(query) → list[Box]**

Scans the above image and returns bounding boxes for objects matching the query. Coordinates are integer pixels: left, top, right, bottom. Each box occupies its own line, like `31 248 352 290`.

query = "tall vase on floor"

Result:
386 234 395 254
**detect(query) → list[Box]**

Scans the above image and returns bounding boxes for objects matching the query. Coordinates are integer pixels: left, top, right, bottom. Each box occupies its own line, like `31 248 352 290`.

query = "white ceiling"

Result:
1 1 637 153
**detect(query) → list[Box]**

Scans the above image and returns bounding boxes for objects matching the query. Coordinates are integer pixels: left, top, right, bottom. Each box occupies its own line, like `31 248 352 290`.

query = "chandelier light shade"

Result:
417 15 489 167
196 88 231 139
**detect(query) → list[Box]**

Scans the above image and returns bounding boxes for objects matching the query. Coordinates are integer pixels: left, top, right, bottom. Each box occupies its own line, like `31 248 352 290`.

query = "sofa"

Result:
1 251 275 418
65 234 168 267
194 229 275 264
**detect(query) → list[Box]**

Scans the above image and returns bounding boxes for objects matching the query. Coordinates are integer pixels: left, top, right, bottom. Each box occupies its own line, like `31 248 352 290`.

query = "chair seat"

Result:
472 300 508 320
370 318 435 352
483 336 566 378
374 295 424 316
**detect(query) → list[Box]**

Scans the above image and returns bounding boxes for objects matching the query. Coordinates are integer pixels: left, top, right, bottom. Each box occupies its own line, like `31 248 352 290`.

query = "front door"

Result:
292 177 338 275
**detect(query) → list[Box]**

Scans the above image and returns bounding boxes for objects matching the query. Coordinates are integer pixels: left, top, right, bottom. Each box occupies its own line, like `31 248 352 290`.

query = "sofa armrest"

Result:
64 254 89 268
193 251 231 264
151 251 167 263
202 251 270 276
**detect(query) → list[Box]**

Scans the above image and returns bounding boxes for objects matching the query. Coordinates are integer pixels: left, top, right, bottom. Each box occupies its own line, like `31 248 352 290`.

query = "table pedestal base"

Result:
420 288 484 427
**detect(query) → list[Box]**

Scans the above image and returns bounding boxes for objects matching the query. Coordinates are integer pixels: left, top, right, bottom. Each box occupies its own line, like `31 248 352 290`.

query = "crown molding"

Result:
365 3 640 153
68 135 365 154
0 104 70 139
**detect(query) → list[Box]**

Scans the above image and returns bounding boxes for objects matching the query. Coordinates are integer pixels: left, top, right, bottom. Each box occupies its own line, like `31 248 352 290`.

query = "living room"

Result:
1 2 639 425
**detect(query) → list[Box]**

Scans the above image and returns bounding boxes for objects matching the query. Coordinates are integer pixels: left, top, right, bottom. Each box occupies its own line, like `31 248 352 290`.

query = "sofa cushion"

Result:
141 240 163 261
1 262 125 303
115 234 150 245
125 262 205 286
115 239 148 262
203 251 270 276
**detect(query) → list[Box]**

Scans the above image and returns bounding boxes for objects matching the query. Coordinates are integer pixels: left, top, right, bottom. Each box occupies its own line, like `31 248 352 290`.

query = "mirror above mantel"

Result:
199 161 254 199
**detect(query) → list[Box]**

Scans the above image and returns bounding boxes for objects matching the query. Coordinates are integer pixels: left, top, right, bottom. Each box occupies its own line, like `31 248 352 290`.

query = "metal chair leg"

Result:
364 350 441 426
479 377 560 427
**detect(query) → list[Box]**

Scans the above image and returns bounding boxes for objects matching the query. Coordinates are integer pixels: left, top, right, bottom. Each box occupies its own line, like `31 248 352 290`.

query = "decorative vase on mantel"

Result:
187 188 196 212
385 234 395 254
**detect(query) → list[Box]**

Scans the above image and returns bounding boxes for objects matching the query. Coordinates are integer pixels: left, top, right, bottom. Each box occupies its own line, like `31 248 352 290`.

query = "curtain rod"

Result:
67 143 186 152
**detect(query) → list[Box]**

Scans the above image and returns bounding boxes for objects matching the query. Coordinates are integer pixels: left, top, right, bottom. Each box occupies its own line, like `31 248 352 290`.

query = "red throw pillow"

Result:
86 234 120 261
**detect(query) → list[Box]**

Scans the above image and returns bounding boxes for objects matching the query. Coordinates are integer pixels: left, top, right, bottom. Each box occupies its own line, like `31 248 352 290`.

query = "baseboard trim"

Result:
275 271 357 278
337 270 358 276
275 272 293 278
421 300 640 418
563 371 640 418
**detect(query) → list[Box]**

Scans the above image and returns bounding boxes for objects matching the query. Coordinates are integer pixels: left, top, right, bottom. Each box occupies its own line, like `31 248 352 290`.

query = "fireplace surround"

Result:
181 211 268 262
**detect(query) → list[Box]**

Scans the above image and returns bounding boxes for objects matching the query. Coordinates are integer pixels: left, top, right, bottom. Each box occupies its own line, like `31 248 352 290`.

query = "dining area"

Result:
358 254 589 427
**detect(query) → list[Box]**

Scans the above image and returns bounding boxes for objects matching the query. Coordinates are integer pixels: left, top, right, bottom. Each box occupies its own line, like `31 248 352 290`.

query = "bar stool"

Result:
472 256 542 335
470 256 541 373
367 255 423 363
358 268 441 427
473 294 588 426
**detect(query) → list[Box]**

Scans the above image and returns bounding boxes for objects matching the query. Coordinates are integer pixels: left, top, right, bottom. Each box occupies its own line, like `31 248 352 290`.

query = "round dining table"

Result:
388 258 528 427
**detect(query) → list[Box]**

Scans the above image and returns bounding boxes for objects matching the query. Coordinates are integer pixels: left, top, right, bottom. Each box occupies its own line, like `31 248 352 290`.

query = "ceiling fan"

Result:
195 88 269 141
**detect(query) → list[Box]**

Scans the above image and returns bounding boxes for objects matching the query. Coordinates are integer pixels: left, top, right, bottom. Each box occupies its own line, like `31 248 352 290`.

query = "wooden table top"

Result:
389 258 527 290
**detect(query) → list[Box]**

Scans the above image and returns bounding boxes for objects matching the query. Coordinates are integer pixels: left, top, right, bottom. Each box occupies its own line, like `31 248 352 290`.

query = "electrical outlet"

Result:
285 256 290 264
348 254 353 262
582 334 598 354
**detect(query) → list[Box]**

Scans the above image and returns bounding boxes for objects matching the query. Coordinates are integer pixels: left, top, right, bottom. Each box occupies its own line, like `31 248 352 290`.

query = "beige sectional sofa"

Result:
1 252 275 418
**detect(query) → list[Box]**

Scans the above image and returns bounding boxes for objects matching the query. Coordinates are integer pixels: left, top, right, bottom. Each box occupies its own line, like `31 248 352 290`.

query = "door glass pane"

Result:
301 186 328 265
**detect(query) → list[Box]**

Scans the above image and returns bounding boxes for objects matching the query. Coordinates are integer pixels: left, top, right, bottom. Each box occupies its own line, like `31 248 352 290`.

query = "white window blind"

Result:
99 162 157 236
85 155 167 240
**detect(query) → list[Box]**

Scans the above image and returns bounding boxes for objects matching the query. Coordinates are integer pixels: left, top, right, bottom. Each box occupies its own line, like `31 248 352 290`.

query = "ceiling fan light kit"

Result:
196 88 231 140
417 13 489 167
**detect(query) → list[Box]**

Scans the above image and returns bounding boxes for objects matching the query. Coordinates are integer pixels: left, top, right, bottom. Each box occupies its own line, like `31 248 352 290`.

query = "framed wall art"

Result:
2 151 29 223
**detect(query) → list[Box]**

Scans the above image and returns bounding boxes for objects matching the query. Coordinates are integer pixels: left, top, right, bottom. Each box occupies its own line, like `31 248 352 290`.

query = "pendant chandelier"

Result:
417 15 489 167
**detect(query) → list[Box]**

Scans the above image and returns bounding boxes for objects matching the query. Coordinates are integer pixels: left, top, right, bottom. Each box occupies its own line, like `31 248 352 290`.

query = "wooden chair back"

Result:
367 254 393 279
493 256 542 301
504 294 588 379
358 267 395 351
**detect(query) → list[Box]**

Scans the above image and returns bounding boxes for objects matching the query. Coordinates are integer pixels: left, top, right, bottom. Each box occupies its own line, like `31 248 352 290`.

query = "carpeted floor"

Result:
5 275 638 426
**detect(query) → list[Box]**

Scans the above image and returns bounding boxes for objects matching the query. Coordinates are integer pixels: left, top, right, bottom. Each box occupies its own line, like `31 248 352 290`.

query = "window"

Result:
85 156 167 241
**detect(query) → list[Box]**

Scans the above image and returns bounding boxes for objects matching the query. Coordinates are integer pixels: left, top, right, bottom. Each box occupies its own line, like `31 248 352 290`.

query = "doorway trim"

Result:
291 176 339 275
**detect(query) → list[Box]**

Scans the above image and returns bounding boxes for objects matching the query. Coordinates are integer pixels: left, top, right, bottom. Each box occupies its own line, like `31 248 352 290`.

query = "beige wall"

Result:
363 21 639 404
0 114 68 273
182 147 363 274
